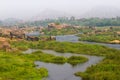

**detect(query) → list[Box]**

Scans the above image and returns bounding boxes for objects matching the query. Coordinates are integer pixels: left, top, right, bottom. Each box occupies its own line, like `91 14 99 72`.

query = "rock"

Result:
0 37 12 51
110 40 120 44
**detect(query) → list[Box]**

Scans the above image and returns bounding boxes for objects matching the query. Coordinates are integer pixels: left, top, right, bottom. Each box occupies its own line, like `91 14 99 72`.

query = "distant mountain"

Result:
31 6 120 21
31 9 72 21
80 6 120 18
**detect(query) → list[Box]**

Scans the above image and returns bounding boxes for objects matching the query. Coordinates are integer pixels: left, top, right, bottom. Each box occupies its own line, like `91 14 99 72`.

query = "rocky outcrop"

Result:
48 23 70 30
26 36 39 41
50 36 56 40
10 30 25 40
116 32 120 36
110 40 120 44
0 37 12 51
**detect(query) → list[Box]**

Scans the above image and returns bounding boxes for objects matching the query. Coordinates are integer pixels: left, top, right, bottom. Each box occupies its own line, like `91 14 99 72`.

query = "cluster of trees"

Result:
0 17 120 27
0 20 2 25
21 17 120 27
79 17 120 26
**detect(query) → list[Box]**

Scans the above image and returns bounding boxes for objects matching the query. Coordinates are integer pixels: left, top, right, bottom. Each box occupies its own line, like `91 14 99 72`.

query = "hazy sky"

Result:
0 0 120 20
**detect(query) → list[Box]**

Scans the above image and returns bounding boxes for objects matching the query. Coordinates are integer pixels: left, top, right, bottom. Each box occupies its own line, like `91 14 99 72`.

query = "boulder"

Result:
110 40 120 44
0 37 12 51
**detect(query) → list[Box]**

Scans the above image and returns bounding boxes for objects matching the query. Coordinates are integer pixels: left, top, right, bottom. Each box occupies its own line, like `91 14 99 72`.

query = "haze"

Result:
0 0 120 20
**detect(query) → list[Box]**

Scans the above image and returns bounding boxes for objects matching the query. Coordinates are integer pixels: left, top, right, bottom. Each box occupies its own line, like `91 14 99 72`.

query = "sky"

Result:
0 0 120 20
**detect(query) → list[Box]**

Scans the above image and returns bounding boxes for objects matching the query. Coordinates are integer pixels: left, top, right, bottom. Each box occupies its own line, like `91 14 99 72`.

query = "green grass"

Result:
7 40 120 80
43 28 78 36
24 51 88 65
35 41 120 80
78 31 120 43
67 56 88 66
36 41 119 56
0 51 48 80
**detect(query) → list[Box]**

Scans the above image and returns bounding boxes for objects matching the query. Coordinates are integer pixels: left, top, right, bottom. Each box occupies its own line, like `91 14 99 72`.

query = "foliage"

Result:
67 56 88 65
24 51 87 65
5 40 120 80
0 51 48 80
35 41 120 80
79 30 120 43
42 28 78 36
16 17 120 27
36 41 119 56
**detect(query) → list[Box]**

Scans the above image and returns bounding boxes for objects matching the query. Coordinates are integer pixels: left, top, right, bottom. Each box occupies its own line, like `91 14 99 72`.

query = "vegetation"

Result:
24 50 67 64
1 39 120 80
24 50 88 65
16 17 120 27
75 51 120 80
0 51 48 80
2 17 120 27
0 40 89 79
1 15 120 80
33 41 120 80
67 56 88 66
36 41 119 56
43 28 78 36
79 34 119 43
10 40 38 50
78 27 120 43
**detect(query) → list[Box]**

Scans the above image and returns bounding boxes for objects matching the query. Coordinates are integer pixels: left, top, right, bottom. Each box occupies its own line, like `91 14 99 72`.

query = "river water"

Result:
35 50 103 80
24 49 103 80
56 35 79 42
23 34 119 80
56 35 120 49
25 31 40 36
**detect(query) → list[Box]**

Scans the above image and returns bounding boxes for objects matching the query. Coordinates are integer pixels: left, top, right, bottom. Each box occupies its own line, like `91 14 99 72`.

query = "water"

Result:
25 31 40 36
36 62 81 80
23 49 38 54
56 35 79 42
56 35 120 49
23 34 120 80
25 32 120 49
23 49 103 80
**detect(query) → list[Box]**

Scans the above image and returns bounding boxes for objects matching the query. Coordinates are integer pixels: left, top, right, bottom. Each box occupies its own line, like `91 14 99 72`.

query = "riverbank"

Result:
1 40 120 80
36 50 103 80
33 41 120 80
23 49 88 65
0 50 48 80
78 31 120 44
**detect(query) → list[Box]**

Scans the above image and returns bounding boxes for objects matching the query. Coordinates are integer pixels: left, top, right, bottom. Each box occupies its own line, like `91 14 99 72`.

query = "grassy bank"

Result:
35 41 120 80
9 40 120 80
24 51 88 65
75 52 120 80
43 28 79 36
78 31 120 43
0 51 48 80
36 41 119 56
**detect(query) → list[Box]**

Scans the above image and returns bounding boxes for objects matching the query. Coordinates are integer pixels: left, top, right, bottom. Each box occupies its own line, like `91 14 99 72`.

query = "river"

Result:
23 32 120 80
56 35 120 49
23 49 103 80
56 35 79 42
25 32 120 49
